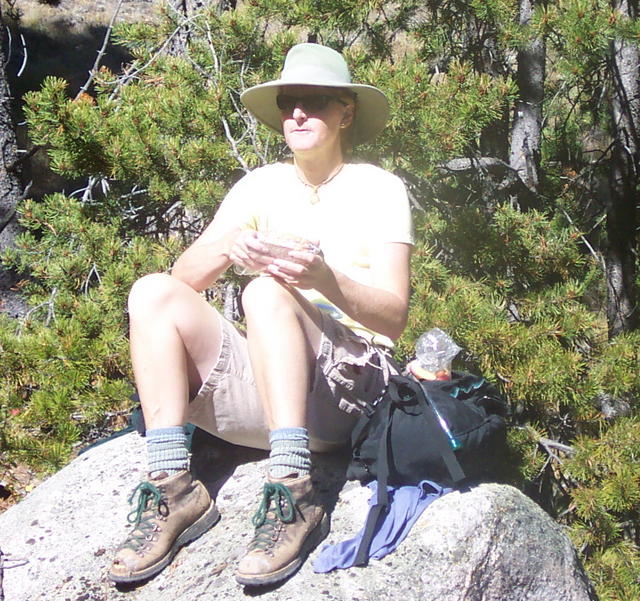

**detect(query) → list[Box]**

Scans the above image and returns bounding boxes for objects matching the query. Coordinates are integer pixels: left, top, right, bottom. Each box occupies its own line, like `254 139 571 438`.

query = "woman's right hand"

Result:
228 229 273 274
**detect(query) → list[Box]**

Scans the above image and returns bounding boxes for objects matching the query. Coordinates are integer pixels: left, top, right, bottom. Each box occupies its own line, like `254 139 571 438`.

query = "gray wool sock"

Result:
146 426 190 478
268 427 311 479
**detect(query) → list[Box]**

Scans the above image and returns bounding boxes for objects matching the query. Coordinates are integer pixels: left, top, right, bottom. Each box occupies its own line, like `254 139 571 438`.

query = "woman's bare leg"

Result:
237 276 329 585
241 276 324 430
128 272 224 429
110 273 224 584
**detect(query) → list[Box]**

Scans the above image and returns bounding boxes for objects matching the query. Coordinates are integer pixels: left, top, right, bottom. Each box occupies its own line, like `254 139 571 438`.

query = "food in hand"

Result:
259 232 319 260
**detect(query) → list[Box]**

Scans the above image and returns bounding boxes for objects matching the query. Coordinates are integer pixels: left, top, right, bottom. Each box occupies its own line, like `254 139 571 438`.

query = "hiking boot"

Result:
235 474 329 586
109 470 220 584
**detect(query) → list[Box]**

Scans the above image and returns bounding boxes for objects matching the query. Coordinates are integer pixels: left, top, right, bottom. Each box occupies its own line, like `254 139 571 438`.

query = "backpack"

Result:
346 371 508 565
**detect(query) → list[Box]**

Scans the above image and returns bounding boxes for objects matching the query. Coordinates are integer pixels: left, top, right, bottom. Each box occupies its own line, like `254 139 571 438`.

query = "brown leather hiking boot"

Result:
109 470 220 584
235 474 329 586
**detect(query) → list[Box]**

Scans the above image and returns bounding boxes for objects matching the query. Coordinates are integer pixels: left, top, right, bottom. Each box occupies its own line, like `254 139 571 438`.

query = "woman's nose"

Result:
292 104 306 120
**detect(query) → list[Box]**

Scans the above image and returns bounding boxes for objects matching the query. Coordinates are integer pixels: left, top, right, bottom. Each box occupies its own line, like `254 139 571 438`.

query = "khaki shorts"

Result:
187 310 398 453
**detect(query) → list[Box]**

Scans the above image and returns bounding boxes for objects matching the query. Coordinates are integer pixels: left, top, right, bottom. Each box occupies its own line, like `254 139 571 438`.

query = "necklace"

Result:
294 162 345 205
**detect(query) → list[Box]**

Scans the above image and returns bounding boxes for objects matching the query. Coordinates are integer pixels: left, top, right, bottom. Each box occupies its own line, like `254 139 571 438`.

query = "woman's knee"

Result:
241 276 294 317
128 273 181 317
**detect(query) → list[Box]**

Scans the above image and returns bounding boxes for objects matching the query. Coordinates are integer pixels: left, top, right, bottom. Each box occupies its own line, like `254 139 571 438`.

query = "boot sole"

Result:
109 501 221 584
235 514 330 587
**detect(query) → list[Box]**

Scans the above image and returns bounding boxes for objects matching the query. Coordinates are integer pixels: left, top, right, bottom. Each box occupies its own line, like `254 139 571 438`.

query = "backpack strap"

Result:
353 389 394 567
349 400 377 454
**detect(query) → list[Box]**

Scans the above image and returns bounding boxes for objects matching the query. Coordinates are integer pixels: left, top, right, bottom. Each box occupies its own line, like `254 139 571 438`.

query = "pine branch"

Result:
558 207 606 271
82 264 102 295
538 436 576 462
76 0 125 99
16 31 27 78
437 156 539 204
439 156 516 178
107 12 204 102
19 287 58 334
221 116 250 173
6 146 41 173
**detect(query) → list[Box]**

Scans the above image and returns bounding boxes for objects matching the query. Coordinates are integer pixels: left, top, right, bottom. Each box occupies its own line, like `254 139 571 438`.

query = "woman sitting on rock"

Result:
109 42 413 587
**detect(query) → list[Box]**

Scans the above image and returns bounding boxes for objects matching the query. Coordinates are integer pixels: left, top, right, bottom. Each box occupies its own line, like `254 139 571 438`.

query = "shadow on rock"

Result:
190 427 350 514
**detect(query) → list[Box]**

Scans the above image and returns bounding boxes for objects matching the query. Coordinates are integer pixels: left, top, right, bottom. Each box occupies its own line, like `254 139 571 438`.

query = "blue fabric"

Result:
313 480 452 573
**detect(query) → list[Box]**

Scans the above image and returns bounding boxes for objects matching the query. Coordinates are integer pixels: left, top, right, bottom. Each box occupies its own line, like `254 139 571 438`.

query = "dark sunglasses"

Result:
276 94 348 113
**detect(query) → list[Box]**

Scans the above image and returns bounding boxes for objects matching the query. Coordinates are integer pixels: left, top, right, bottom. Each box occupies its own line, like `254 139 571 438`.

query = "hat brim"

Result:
240 81 389 145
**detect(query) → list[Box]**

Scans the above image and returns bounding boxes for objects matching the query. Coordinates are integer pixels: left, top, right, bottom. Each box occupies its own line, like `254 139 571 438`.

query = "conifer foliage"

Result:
1 1 638 597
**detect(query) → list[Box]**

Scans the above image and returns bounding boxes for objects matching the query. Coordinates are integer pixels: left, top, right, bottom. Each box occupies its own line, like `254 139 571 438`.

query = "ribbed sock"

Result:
146 426 190 478
269 427 311 479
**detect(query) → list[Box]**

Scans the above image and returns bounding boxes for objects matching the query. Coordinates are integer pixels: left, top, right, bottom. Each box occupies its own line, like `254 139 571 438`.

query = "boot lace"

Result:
121 481 167 552
249 482 296 551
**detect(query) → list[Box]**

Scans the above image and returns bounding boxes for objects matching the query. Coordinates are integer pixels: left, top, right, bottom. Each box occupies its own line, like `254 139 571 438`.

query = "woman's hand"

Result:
229 230 332 289
265 245 332 290
228 229 273 274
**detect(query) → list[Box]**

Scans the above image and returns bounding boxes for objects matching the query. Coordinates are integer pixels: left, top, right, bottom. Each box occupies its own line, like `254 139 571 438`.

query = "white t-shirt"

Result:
210 161 414 347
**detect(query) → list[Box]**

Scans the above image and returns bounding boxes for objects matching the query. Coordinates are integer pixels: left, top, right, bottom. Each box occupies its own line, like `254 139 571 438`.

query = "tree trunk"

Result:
509 0 545 197
606 0 639 336
0 16 26 317
167 1 209 55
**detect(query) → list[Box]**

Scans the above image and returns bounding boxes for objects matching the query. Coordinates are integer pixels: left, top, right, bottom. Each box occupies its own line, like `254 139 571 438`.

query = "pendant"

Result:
309 187 321 205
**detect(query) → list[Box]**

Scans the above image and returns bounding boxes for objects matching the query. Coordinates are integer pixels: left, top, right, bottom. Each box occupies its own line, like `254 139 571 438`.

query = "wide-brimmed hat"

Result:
240 43 389 145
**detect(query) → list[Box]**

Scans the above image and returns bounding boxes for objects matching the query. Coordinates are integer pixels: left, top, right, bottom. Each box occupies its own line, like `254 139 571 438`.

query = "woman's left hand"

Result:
265 246 331 290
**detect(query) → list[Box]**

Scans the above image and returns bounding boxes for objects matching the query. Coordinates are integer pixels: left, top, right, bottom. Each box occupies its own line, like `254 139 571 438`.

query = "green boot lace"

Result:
249 482 296 552
121 481 167 552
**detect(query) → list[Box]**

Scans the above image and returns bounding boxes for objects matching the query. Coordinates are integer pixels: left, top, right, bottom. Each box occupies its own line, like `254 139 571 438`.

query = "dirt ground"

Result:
0 459 41 513
15 0 161 29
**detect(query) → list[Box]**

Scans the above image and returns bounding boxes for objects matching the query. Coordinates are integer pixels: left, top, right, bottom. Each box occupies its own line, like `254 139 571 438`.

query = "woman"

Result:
109 42 413 587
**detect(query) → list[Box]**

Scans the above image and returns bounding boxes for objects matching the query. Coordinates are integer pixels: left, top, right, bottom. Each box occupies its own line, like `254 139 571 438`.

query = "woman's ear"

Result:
341 105 355 128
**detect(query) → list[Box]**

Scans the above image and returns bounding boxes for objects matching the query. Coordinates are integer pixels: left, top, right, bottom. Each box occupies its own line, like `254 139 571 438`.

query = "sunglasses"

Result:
276 94 348 114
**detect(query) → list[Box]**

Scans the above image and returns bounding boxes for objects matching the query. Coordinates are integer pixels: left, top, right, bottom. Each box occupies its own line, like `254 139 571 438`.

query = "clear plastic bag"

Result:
410 327 461 380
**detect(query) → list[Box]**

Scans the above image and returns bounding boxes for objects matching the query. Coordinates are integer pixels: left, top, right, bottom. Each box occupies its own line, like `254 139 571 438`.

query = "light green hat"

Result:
240 43 389 145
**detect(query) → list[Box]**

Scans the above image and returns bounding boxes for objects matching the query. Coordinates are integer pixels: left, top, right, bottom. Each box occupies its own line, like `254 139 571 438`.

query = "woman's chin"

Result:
285 135 317 152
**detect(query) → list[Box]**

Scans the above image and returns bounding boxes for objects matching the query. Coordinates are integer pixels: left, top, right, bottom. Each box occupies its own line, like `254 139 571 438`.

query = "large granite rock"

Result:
0 430 598 601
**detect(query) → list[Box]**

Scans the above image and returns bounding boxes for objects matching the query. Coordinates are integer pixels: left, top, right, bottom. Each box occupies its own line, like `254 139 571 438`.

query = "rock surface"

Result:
0 430 598 601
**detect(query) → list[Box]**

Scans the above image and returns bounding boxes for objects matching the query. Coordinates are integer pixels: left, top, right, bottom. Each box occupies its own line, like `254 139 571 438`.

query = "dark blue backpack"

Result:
347 372 508 565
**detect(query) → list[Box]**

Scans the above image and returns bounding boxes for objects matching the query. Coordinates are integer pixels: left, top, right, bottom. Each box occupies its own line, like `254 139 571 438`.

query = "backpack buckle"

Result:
362 386 388 417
